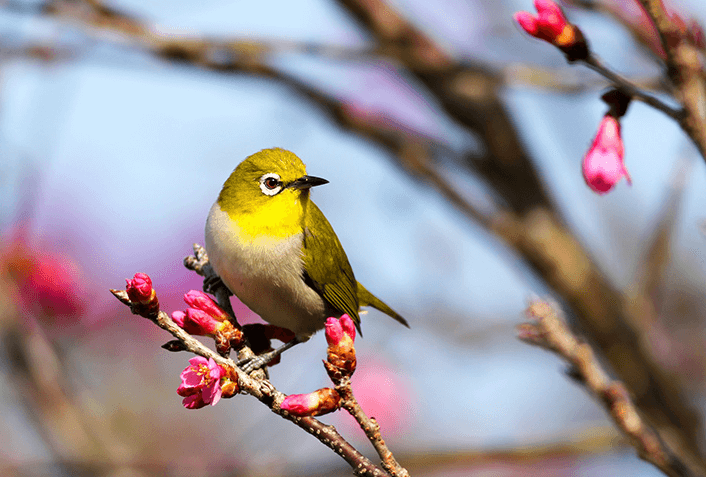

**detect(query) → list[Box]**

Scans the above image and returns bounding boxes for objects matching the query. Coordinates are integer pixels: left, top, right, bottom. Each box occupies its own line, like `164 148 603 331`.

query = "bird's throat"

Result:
220 194 305 242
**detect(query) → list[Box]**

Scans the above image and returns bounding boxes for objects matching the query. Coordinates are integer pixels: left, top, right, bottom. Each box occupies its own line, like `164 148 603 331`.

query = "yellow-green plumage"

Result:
204 147 407 341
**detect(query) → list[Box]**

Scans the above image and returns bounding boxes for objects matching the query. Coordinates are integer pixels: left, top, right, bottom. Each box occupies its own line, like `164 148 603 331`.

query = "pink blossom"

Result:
343 360 414 437
2 234 86 318
183 290 228 322
177 357 226 409
280 388 340 417
514 0 574 44
172 308 222 336
582 115 631 194
23 252 85 317
325 315 357 375
126 273 154 304
325 314 356 347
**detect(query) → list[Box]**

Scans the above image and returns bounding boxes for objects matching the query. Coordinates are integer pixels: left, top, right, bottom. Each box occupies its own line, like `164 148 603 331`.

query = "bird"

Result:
204 148 408 369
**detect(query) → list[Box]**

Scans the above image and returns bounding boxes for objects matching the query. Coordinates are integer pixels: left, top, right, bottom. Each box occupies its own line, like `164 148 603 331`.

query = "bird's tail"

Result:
357 282 409 328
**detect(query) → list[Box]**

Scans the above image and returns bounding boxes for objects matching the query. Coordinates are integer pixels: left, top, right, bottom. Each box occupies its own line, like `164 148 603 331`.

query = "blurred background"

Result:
1 0 706 475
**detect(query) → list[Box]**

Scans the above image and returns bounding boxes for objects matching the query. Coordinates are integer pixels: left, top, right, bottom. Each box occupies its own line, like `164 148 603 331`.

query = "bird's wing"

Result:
302 202 361 332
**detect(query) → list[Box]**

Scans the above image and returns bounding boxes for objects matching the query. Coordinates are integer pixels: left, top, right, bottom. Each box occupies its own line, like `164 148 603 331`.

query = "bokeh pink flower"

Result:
2 235 86 318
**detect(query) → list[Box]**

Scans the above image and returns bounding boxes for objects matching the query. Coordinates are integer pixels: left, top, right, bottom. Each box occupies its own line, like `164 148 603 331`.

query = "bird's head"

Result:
217 148 328 231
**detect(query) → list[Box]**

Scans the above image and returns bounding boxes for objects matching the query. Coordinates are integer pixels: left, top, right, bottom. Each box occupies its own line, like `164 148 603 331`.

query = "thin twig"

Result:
583 54 684 120
336 378 409 477
519 300 692 477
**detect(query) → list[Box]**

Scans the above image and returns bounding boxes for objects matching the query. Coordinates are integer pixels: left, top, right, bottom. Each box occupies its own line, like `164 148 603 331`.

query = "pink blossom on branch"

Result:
124 272 159 318
172 309 224 336
183 290 229 322
325 314 356 347
325 314 357 375
172 290 243 354
125 273 154 303
514 0 589 61
582 115 631 194
177 356 236 409
280 388 341 417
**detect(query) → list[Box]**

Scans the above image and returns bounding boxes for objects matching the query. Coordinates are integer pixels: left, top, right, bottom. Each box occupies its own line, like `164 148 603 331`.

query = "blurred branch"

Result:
519 300 691 477
0 284 140 474
504 62 665 93
635 0 706 160
337 0 554 215
628 154 692 316
400 427 631 474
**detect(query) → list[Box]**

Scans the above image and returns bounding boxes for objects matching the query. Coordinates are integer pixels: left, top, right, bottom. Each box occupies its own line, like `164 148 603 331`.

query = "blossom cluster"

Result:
172 290 243 355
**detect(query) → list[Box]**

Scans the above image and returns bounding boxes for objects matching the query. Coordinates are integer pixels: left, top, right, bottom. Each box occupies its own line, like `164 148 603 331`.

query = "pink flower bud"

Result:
514 0 588 60
280 388 341 417
125 273 154 304
325 314 356 347
183 290 228 322
172 309 222 336
177 357 227 409
582 115 631 194
124 272 159 318
325 315 357 375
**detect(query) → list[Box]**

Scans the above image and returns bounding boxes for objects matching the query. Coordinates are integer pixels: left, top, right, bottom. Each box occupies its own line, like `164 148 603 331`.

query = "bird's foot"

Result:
203 274 225 294
237 353 276 374
237 338 300 374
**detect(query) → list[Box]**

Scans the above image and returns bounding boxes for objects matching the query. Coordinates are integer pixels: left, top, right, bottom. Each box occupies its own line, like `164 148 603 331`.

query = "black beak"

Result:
288 175 329 190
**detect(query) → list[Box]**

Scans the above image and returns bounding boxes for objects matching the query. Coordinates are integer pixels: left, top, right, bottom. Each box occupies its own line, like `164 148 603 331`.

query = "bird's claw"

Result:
237 353 274 374
203 274 225 294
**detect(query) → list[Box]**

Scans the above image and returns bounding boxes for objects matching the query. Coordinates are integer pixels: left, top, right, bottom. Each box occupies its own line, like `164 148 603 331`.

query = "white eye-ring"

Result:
259 173 283 196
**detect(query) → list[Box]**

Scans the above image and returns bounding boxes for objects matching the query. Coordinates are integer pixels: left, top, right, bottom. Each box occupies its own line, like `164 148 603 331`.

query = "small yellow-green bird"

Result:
205 148 408 367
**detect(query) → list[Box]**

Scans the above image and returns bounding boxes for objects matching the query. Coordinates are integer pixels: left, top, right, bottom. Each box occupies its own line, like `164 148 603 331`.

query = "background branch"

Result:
519 300 692 477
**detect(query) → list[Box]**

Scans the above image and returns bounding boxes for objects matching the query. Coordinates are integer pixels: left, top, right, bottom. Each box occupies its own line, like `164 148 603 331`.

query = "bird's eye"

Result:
259 173 283 196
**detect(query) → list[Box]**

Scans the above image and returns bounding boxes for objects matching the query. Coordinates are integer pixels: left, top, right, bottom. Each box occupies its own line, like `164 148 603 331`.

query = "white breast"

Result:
204 202 327 340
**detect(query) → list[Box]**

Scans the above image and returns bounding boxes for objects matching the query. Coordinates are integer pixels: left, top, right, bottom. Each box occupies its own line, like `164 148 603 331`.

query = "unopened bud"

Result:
582 114 631 194
280 388 341 417
125 272 159 317
514 0 589 61
325 315 357 375
183 290 229 322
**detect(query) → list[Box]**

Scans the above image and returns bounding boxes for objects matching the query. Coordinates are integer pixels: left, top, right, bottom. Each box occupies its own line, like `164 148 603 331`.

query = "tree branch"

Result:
635 0 706 160
583 54 683 120
109 287 390 477
519 300 693 477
